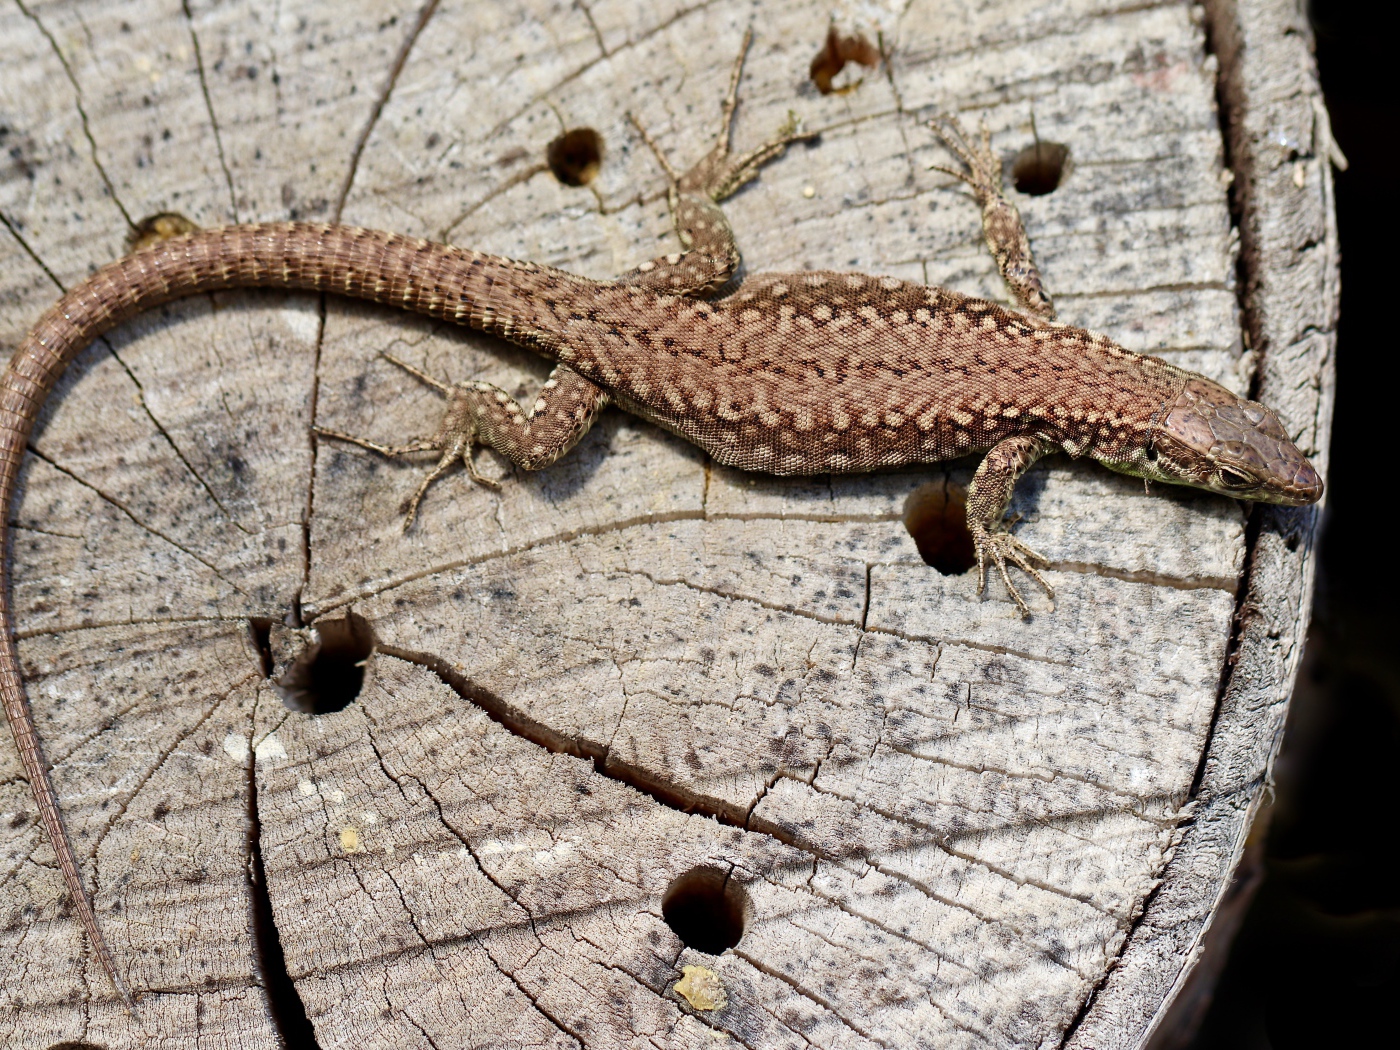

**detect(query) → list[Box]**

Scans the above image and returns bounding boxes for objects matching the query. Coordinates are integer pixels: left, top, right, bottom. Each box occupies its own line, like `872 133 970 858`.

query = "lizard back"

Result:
550 272 1192 474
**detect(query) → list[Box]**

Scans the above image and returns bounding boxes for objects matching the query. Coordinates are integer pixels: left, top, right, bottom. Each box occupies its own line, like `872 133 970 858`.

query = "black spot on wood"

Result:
275 613 376 714
547 128 603 186
810 25 880 95
903 481 977 575
1012 139 1069 196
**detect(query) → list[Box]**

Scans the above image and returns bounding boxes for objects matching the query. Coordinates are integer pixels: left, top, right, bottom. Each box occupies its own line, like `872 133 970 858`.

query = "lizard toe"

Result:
974 530 1054 616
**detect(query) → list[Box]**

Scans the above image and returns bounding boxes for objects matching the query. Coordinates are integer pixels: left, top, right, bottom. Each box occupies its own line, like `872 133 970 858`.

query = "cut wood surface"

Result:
0 0 1335 1047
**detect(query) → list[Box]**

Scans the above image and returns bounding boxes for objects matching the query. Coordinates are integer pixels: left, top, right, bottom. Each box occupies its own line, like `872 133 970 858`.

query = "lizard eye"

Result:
1217 467 1256 490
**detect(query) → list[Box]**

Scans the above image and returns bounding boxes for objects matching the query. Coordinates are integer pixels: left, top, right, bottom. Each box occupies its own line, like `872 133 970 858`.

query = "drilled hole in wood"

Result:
547 128 603 186
48 1043 105 1050
126 211 199 252
1011 140 1069 196
810 25 880 95
903 481 976 575
662 866 749 955
275 613 376 714
247 616 274 677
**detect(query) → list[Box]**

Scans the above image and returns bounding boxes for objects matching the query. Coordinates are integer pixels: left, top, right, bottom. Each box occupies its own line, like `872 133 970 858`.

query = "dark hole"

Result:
810 25 881 95
126 211 199 252
1011 140 1069 196
247 616 274 677
662 866 749 955
903 481 977 575
275 613 375 714
546 128 603 186
48 1044 106 1050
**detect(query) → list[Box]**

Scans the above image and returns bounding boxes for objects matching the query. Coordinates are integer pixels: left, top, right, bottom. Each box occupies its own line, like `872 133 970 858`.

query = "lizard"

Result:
0 31 1320 1009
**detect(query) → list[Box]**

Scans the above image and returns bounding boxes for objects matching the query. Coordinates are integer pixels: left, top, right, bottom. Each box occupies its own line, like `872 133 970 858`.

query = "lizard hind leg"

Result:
315 353 610 530
622 28 816 297
314 353 498 531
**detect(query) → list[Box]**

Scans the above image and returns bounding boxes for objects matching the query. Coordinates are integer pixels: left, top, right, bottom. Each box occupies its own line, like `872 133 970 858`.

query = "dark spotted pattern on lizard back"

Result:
559 270 1191 474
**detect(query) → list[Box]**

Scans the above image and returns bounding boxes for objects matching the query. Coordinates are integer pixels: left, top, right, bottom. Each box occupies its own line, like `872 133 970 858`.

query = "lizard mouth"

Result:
1216 456 1323 505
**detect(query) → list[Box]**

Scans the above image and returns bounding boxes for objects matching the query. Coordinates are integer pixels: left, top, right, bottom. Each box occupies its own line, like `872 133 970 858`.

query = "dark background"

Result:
1186 2 1400 1046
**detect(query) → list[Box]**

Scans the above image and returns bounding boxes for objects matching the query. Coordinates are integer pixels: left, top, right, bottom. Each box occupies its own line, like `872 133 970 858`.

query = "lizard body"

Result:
0 35 1320 1007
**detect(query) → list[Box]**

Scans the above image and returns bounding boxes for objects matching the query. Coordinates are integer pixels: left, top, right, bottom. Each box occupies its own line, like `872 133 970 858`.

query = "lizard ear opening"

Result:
276 613 377 714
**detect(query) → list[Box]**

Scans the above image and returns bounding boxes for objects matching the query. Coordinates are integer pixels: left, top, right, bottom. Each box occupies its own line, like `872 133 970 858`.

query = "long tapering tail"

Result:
0 221 561 1004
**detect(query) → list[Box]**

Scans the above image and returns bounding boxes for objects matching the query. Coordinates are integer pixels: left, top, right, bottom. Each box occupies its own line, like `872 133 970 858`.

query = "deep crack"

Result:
247 732 323 1049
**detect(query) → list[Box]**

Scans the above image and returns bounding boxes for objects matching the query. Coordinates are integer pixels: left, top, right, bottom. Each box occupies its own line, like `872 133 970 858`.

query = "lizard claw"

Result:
927 113 1002 199
973 526 1054 618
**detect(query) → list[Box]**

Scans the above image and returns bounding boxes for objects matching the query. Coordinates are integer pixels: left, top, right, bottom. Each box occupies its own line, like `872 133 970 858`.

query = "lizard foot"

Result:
629 28 818 205
972 526 1054 618
927 113 1002 204
928 113 1056 318
314 353 499 532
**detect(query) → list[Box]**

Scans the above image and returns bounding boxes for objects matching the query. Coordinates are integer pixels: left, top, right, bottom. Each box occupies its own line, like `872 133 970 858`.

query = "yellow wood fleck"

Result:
674 965 727 1011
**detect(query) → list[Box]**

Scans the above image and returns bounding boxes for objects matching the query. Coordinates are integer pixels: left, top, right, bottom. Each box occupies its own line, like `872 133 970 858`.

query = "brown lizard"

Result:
0 32 1320 1007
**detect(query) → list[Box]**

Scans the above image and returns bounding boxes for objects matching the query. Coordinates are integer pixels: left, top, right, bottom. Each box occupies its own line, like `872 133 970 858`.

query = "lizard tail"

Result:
0 221 562 1004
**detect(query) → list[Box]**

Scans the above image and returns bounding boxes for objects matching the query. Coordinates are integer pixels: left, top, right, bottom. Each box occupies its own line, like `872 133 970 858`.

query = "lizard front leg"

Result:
966 435 1057 616
929 115 1056 320
316 354 609 529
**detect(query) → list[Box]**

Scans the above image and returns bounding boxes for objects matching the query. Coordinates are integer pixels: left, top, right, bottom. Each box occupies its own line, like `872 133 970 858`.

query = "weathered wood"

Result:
0 1 1334 1047
1071 0 1340 1045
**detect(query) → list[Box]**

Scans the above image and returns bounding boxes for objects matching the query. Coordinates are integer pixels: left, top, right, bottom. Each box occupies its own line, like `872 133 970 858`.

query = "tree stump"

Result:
0 0 1336 1046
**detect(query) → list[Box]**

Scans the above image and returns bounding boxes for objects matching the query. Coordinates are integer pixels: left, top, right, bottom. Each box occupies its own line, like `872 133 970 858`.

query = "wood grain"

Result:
0 0 1334 1046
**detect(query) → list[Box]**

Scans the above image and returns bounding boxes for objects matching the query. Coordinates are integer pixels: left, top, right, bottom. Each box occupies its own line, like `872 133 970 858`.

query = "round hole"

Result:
662 866 750 955
275 613 376 714
126 211 199 252
1011 140 1069 196
546 128 603 186
902 482 977 575
809 26 881 95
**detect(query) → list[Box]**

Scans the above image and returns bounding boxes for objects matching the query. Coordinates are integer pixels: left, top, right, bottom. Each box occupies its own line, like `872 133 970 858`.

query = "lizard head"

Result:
1138 378 1322 505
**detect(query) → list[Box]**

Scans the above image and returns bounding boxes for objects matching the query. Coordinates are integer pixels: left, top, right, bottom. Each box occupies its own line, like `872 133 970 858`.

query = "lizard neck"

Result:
1067 351 1193 466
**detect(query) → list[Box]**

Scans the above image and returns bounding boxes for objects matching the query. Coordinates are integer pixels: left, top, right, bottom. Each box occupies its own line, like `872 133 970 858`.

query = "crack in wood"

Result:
334 0 443 222
21 445 252 594
180 0 238 222
0 210 65 292
481 0 727 142
103 343 255 537
13 0 134 230
246 713 323 1049
366 643 1096 986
